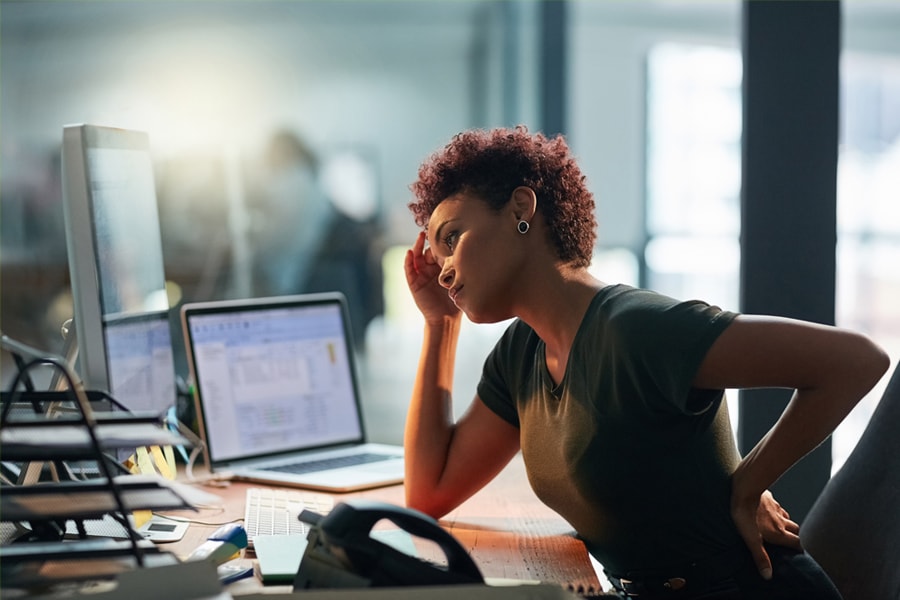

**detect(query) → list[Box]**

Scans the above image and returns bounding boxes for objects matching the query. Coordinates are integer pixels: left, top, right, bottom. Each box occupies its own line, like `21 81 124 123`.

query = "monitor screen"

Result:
104 311 176 413
61 124 176 413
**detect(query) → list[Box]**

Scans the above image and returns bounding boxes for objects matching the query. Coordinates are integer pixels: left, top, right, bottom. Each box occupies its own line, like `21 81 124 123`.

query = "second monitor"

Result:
61 123 176 414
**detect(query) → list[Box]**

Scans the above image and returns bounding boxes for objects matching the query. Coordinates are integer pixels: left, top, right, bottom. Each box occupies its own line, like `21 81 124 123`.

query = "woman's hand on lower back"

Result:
756 489 801 550
732 485 802 581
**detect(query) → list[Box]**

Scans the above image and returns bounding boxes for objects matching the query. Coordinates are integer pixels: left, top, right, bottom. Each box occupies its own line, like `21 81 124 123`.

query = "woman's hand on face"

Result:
405 231 460 323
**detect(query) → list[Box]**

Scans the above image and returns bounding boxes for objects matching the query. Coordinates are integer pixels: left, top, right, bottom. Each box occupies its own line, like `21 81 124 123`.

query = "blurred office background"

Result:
2 1 898 478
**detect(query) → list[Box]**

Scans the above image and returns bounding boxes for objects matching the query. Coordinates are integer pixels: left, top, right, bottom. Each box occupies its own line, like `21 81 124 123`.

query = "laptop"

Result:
181 292 404 493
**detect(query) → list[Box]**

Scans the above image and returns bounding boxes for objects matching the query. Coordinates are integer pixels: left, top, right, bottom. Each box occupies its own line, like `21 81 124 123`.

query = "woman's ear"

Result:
510 186 537 222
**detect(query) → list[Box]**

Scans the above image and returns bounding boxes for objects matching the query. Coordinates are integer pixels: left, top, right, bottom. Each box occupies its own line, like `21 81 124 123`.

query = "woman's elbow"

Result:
859 335 890 386
844 333 891 396
405 486 452 519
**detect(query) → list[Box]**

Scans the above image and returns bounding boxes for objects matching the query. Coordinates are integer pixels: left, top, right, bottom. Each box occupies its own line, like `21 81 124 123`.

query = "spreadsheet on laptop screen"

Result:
188 303 363 462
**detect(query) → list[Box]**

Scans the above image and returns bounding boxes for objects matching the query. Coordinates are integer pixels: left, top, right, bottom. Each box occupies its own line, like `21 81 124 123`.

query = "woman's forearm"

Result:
733 335 889 500
404 313 463 509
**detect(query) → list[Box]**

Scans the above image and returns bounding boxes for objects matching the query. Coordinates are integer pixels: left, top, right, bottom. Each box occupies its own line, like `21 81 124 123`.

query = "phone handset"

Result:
293 499 484 590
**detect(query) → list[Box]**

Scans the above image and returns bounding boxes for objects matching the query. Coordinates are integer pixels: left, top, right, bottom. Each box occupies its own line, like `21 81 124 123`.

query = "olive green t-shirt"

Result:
477 284 742 575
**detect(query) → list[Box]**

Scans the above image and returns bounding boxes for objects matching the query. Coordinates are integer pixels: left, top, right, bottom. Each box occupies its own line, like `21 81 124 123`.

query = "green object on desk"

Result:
254 535 307 584
254 530 418 585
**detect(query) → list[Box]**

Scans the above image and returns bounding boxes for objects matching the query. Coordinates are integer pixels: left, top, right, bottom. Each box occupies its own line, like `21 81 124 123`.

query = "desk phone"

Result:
293 499 484 589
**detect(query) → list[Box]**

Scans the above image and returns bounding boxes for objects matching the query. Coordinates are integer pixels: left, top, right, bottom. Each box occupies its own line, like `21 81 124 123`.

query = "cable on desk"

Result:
150 511 241 528
162 413 232 487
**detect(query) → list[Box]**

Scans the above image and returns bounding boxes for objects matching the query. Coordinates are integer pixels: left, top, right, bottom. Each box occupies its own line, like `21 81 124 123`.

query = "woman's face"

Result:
427 192 526 323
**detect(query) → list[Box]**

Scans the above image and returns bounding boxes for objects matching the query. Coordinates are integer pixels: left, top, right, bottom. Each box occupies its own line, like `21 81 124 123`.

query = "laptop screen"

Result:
184 295 365 464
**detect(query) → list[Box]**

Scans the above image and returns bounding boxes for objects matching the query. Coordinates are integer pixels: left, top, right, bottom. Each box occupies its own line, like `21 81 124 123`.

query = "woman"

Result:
402 126 888 599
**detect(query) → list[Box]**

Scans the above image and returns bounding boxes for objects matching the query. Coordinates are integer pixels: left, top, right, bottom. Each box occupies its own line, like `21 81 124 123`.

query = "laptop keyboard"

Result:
261 452 395 475
243 487 334 547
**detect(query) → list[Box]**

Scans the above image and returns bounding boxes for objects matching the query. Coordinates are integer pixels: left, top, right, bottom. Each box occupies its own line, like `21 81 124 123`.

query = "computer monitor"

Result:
61 124 176 414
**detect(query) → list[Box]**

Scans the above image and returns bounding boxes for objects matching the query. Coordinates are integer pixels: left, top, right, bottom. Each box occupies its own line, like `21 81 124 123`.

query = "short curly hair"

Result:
409 126 596 267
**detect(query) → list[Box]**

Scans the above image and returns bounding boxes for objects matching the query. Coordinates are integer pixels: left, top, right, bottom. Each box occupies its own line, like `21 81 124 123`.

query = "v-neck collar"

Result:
535 284 621 400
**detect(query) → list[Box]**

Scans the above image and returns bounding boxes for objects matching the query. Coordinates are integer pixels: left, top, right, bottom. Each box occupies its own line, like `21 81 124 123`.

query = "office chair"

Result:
801 359 900 600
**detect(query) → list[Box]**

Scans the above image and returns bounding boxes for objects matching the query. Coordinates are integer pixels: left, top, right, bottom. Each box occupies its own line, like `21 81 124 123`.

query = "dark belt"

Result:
605 573 691 597
604 548 747 598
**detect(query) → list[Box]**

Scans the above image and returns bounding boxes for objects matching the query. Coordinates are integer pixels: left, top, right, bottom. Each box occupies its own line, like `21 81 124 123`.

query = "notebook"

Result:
181 292 404 492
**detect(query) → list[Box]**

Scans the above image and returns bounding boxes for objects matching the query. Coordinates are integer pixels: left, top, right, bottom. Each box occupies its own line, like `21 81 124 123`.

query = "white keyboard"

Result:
243 487 334 548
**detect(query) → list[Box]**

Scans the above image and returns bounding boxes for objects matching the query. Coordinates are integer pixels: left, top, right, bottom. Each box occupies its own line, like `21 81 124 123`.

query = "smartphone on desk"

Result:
137 515 189 543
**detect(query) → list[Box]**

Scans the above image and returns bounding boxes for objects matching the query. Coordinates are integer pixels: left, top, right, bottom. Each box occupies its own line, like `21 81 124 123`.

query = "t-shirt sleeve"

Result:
607 292 737 415
476 322 526 428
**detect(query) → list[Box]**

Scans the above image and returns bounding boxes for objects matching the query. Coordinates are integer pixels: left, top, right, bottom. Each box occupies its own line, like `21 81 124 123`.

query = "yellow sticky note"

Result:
136 446 155 474
164 445 176 473
124 444 177 528
133 509 153 528
150 445 174 480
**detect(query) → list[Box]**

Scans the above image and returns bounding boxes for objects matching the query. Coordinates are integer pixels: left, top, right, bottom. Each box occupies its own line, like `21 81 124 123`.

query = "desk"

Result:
164 453 602 595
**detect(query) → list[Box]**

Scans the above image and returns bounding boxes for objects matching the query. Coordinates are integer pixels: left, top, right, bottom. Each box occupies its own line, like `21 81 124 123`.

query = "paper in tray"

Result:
0 475 194 521
0 422 190 461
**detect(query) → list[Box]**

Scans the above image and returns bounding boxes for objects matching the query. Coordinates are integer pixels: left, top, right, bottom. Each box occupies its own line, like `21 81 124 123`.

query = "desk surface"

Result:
163 453 602 595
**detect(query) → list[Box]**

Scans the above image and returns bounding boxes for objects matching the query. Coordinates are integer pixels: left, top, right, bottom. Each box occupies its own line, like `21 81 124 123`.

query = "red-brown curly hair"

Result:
409 126 596 267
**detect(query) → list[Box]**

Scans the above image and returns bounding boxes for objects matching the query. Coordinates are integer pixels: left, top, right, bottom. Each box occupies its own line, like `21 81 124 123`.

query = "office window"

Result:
833 52 900 473
646 43 742 312
647 43 900 473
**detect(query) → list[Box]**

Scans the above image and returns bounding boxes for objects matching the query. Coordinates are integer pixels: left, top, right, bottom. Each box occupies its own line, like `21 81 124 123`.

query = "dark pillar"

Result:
540 0 567 137
740 0 840 522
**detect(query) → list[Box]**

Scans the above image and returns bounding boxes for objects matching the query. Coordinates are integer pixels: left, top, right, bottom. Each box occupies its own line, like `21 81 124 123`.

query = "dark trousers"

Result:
606 544 842 600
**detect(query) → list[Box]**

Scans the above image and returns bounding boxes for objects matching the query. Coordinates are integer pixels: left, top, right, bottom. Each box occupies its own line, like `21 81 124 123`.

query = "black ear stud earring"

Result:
517 220 530 234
